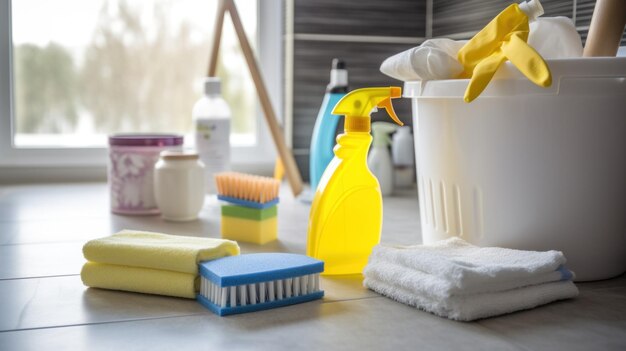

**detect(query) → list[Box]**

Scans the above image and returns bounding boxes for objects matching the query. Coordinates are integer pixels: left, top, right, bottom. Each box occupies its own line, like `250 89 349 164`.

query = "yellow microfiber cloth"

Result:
81 262 198 299
82 229 240 274
81 230 239 298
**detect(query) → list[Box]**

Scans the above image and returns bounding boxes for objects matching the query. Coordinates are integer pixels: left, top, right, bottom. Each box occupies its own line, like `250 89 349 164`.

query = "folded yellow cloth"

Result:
81 262 197 299
83 230 240 275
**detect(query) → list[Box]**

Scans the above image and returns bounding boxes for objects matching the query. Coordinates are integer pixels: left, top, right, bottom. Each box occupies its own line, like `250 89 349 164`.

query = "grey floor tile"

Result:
0 184 109 222
381 188 422 245
0 297 524 351
0 242 85 279
477 288 626 351
577 273 626 290
0 218 112 245
321 274 379 301
0 275 207 331
0 273 376 331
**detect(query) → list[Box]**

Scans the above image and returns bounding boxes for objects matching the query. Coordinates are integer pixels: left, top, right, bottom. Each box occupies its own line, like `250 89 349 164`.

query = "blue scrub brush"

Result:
197 253 324 316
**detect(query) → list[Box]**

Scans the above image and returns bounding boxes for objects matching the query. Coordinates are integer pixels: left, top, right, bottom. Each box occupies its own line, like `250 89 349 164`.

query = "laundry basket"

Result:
404 57 626 281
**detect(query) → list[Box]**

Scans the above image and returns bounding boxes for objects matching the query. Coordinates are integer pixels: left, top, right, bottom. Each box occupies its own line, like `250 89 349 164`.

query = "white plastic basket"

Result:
404 57 626 281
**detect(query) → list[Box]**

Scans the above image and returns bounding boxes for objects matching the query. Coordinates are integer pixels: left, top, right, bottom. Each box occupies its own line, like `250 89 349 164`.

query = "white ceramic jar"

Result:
154 150 205 221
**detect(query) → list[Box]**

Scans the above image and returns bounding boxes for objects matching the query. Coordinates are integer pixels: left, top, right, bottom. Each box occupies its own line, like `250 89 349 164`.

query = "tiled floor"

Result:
0 183 624 350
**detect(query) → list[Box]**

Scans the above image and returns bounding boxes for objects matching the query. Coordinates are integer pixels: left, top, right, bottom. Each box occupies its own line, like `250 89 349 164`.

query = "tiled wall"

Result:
291 40 417 154
433 0 626 44
293 0 426 37
287 0 625 181
288 0 425 180
433 0 575 37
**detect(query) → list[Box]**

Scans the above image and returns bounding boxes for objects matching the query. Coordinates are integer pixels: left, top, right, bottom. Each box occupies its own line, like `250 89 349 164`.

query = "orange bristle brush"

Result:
215 172 281 244
215 172 280 208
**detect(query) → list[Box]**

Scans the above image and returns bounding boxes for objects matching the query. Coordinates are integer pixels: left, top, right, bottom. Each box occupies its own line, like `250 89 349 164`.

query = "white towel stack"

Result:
363 238 579 321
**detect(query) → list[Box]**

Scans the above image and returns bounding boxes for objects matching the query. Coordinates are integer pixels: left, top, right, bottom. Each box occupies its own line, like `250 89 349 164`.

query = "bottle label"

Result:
194 119 230 193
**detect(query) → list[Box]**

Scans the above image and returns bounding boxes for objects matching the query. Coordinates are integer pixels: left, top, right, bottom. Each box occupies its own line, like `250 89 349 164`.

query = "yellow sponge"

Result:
221 216 278 245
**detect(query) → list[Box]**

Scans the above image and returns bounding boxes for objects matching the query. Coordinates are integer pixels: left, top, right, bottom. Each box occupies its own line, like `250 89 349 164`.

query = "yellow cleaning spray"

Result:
306 87 404 275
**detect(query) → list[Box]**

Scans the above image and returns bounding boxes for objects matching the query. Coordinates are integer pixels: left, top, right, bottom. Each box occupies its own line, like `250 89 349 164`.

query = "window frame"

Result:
0 0 281 173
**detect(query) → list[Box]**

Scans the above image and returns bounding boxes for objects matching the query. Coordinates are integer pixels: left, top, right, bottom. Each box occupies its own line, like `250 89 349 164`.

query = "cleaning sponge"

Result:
197 253 324 316
216 172 280 244
221 206 278 244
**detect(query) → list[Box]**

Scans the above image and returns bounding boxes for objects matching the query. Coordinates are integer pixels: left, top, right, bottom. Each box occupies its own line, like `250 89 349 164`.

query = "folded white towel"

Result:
365 275 579 321
364 260 572 299
363 238 579 321
368 237 568 291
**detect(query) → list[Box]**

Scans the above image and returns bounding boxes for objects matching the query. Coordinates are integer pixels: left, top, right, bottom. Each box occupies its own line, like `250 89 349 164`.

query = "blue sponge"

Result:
197 253 324 316
217 195 279 209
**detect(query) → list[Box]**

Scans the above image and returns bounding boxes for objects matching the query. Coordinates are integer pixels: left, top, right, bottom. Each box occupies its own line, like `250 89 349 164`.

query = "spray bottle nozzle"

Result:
389 86 401 98
376 97 403 126
332 87 404 132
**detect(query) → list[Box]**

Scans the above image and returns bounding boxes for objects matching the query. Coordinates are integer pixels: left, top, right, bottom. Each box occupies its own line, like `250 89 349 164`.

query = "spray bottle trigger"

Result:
377 98 404 126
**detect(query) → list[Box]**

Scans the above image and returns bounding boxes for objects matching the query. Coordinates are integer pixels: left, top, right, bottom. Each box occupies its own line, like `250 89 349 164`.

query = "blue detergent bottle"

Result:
309 58 348 192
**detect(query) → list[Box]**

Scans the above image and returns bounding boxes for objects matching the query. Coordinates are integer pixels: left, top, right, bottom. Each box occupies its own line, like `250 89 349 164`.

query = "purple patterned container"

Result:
108 134 183 215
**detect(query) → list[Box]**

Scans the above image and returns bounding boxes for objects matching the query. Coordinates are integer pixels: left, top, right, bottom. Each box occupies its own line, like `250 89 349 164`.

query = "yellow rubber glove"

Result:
458 4 552 103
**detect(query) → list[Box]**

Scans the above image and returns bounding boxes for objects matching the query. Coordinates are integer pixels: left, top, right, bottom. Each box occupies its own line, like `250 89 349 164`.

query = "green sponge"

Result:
221 205 277 221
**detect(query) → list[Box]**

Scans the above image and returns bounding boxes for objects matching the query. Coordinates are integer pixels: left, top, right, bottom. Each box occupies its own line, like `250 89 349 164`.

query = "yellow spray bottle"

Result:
306 87 403 275
457 0 551 102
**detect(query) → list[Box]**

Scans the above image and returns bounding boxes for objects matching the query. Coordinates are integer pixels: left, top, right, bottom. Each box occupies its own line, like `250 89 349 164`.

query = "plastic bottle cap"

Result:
331 70 348 86
345 116 370 132
519 0 544 21
160 150 200 160
332 58 346 70
204 77 222 95
329 58 348 88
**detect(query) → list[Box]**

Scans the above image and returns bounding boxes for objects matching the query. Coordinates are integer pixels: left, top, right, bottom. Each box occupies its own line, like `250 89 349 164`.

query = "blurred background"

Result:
6 0 625 180
12 0 257 147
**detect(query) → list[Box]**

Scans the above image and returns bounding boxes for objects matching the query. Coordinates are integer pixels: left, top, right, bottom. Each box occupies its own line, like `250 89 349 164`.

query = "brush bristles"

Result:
200 274 321 308
215 172 280 204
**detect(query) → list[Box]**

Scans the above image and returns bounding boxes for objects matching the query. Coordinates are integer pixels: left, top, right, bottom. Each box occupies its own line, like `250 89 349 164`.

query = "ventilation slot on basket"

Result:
417 177 470 238
439 181 449 233
453 185 463 237
418 176 427 226
473 186 484 239
428 179 436 229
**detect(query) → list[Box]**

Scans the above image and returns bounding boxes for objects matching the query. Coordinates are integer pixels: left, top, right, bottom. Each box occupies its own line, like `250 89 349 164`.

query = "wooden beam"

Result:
224 0 303 196
207 0 227 76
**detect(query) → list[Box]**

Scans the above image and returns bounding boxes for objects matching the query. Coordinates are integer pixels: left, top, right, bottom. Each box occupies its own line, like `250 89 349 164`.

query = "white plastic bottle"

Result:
367 122 398 196
392 126 415 188
192 77 231 194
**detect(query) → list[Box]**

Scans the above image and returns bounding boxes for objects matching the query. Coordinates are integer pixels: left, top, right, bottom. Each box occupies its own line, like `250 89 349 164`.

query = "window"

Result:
0 0 282 170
